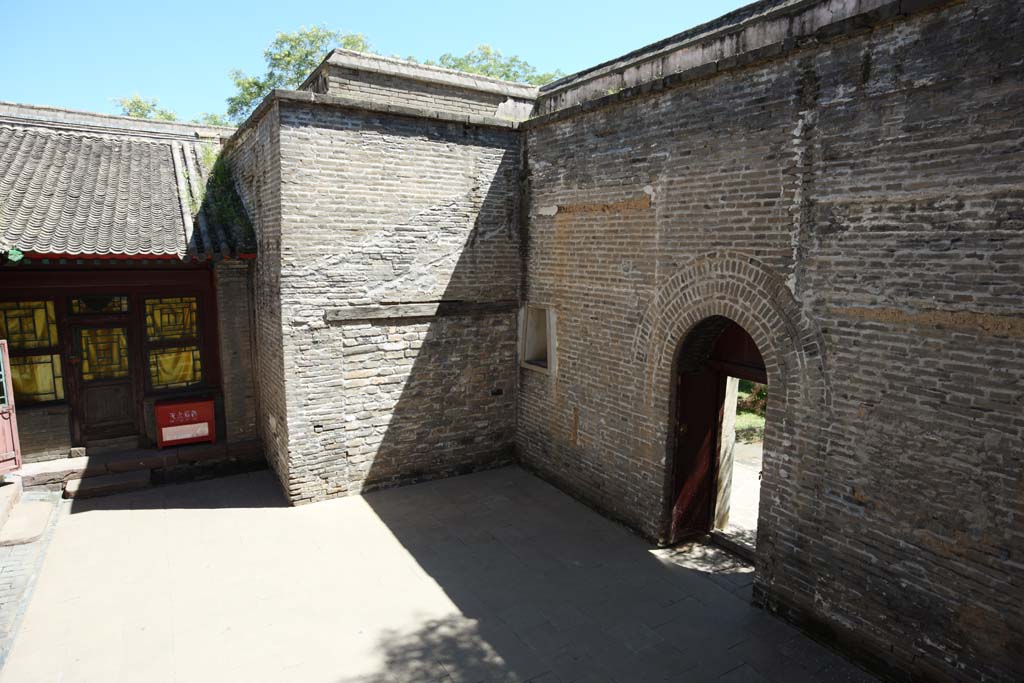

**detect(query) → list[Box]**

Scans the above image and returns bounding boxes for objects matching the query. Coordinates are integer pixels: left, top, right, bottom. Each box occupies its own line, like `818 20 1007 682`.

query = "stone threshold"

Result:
17 440 265 499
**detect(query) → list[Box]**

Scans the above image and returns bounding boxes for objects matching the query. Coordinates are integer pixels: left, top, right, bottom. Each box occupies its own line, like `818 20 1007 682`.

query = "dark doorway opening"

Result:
668 316 767 554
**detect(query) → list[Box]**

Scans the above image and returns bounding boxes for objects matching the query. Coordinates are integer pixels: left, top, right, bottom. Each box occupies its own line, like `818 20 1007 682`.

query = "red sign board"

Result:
154 398 216 448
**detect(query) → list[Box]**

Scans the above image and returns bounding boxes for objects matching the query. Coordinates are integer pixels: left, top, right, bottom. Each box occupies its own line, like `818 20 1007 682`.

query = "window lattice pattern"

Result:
71 296 129 315
79 327 129 381
0 301 58 350
148 345 202 390
10 354 64 403
145 297 197 341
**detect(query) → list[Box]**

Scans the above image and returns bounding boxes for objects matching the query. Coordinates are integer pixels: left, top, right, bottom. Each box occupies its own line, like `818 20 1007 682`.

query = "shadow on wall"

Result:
332 123 523 497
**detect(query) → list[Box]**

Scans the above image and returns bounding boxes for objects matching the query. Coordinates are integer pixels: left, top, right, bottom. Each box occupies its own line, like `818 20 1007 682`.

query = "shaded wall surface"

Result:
270 100 522 502
225 105 288 483
519 1 1023 680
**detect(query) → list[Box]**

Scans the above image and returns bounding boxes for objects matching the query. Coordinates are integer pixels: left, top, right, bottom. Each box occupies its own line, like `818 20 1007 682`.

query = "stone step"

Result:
64 470 151 499
0 500 52 546
20 440 262 489
0 477 23 530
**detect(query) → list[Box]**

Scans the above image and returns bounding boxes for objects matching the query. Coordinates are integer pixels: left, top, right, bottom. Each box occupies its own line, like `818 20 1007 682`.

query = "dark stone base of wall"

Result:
150 441 267 487
358 443 518 497
753 584 949 682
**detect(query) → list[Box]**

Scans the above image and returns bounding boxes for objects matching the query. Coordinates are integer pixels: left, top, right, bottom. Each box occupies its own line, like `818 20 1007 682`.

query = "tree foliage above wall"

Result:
225 27 373 122
115 95 179 121
115 26 563 125
419 45 564 86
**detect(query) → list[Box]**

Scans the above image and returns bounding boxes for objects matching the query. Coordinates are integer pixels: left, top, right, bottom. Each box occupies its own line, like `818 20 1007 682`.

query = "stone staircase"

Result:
0 477 51 546
18 440 264 500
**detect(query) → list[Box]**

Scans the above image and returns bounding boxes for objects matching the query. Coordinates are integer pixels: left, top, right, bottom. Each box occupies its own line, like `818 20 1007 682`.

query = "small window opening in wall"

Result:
522 305 553 371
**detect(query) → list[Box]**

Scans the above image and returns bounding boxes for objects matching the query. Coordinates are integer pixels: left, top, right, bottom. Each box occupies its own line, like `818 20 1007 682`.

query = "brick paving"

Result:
0 490 60 669
0 469 875 682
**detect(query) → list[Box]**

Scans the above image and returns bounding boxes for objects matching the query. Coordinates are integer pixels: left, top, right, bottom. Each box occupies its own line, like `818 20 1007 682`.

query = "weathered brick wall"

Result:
272 99 521 502
317 65 509 119
519 1 1024 680
214 260 258 442
300 51 536 121
16 405 71 462
224 105 289 483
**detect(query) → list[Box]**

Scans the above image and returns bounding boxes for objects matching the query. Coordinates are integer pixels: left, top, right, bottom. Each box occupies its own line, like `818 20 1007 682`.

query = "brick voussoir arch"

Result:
633 252 824 411
632 252 829 546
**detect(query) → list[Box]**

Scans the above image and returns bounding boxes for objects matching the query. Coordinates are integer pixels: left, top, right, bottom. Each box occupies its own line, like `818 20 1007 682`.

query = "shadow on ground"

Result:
66 467 287 514
358 467 872 683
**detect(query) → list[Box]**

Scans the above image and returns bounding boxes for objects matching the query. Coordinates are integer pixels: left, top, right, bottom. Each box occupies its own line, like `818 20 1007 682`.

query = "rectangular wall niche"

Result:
521 305 555 373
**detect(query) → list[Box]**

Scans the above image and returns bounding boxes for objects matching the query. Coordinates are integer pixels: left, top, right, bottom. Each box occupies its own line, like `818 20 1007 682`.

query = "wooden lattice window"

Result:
78 327 130 381
70 295 129 315
144 297 203 390
0 301 65 404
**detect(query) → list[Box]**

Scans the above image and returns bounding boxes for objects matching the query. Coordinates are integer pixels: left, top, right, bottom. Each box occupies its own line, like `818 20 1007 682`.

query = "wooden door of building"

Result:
670 364 725 540
0 341 22 474
71 325 136 441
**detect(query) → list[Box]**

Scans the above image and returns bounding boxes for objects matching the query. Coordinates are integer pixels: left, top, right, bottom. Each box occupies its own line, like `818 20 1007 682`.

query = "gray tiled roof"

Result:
0 108 254 261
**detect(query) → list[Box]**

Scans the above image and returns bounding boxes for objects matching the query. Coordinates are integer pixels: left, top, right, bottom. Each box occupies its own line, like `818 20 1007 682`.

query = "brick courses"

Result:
226 0 1023 678
518 0 1024 679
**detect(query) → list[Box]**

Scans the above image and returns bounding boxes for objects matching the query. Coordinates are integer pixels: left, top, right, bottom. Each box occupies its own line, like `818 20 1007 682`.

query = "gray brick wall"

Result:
223 104 289 484
320 66 509 119
15 405 71 462
519 1 1024 680
300 51 536 121
215 260 258 442
222 1 1021 678
267 100 521 503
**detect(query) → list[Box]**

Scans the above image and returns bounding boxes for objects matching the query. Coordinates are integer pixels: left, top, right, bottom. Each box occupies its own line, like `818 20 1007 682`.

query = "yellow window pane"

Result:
0 301 58 350
79 327 129 381
149 345 202 390
145 297 197 341
10 354 64 403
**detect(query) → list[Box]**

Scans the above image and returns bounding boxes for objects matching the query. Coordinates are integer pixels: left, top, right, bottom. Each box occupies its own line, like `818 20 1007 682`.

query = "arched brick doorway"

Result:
669 316 766 544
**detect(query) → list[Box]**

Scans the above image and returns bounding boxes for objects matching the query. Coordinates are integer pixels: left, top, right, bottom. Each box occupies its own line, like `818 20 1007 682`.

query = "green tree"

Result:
424 45 563 85
193 112 231 127
226 26 371 122
116 94 178 121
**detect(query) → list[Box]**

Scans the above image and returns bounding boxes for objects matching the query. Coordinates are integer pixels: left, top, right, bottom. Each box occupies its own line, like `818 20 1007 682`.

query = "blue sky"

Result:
2 0 752 122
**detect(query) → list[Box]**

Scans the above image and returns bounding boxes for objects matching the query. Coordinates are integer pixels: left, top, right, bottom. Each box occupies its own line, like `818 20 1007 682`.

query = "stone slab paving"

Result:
0 467 876 683
0 490 61 669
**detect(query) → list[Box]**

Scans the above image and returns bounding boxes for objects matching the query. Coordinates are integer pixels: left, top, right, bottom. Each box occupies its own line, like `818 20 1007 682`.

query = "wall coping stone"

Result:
300 49 540 101
233 89 520 143
529 0 959 123
0 101 233 142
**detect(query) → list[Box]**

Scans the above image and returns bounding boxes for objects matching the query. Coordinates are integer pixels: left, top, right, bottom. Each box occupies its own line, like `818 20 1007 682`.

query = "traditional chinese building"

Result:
0 103 259 465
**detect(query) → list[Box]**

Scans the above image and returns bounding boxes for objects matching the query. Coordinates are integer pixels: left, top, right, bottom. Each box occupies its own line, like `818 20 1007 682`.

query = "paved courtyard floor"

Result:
0 467 874 683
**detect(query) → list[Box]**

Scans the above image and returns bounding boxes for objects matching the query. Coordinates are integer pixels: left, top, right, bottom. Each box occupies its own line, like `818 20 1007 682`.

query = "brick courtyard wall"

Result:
16 405 71 462
214 260 258 442
223 104 289 483
300 50 537 121
269 97 521 502
518 1 1024 680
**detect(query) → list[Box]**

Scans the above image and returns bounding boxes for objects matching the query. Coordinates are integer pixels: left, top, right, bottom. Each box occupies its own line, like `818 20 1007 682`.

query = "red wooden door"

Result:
0 340 22 474
670 366 725 541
